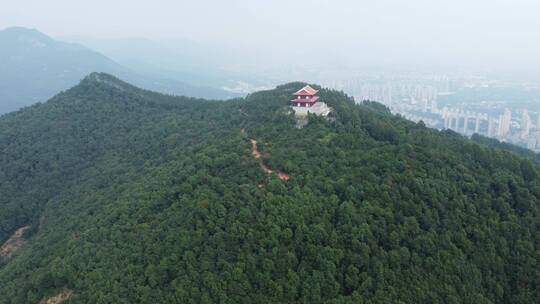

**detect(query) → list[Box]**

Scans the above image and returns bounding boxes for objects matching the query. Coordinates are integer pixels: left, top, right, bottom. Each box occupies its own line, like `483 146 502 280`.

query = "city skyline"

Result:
309 71 540 152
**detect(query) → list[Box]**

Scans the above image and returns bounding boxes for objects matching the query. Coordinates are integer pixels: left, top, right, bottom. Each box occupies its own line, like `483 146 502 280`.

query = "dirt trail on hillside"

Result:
250 139 289 181
39 290 73 304
0 226 30 258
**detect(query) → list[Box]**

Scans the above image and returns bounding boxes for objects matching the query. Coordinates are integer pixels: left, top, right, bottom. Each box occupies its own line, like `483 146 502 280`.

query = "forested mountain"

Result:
0 73 539 303
0 27 237 114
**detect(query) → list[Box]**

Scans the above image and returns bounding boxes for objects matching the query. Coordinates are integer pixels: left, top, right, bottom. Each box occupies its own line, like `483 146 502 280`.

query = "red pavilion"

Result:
291 85 319 107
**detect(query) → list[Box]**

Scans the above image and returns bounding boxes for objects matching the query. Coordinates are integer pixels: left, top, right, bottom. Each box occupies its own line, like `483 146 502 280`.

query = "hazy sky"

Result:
2 0 540 69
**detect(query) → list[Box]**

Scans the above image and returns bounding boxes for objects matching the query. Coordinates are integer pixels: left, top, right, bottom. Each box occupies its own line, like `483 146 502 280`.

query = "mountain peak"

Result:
83 72 134 92
2 26 43 34
85 72 121 83
0 26 54 47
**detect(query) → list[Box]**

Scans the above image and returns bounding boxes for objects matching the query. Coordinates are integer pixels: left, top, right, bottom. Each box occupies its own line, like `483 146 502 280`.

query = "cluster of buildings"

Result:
393 99 540 152
309 72 540 152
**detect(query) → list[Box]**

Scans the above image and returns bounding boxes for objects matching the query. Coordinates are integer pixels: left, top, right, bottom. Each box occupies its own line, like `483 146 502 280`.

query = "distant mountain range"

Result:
0 27 239 114
63 36 277 92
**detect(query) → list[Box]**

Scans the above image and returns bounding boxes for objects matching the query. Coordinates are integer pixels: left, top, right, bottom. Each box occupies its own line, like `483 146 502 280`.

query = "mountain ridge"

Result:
0 27 239 115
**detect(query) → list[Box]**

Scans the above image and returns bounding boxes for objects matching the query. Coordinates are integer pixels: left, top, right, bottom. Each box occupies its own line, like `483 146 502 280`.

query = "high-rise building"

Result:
497 108 512 139
527 131 540 151
422 98 429 112
474 114 481 133
488 117 495 137
431 99 438 113
521 110 531 139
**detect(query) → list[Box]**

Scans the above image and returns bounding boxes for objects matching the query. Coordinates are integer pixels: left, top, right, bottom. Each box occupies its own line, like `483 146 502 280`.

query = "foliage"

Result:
471 133 540 164
0 74 539 303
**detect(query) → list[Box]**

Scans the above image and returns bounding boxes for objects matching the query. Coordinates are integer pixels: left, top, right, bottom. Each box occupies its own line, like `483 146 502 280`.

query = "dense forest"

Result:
0 73 538 303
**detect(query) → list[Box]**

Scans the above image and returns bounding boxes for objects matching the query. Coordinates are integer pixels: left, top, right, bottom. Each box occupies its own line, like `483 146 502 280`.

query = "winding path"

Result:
250 139 289 181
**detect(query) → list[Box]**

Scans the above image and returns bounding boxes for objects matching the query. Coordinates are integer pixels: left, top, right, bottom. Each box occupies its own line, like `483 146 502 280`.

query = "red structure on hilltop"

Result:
291 85 319 107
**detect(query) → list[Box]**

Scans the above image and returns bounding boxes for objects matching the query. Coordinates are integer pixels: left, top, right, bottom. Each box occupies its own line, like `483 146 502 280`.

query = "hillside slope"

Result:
0 27 237 114
0 74 538 303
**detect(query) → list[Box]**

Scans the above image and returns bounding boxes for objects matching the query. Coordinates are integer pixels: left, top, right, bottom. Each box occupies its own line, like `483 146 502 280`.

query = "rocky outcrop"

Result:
0 226 30 258
39 290 73 304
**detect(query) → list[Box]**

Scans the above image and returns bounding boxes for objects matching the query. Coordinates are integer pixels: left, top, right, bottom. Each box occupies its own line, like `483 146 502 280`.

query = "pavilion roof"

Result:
293 85 319 96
